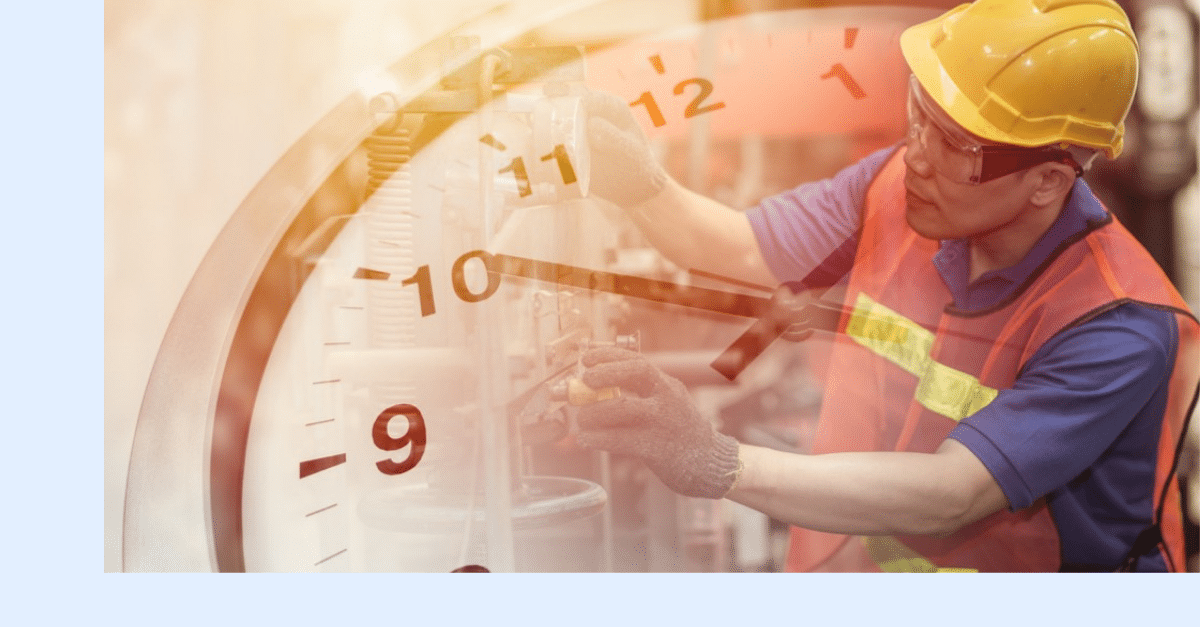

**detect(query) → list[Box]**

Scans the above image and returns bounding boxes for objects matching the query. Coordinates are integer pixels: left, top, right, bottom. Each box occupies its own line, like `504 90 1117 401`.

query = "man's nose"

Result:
902 138 934 178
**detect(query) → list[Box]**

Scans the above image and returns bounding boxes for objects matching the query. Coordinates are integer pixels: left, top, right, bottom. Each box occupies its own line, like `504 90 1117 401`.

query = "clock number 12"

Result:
630 77 725 128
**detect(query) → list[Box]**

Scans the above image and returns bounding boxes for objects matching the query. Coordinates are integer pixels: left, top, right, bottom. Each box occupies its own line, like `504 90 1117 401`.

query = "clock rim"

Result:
120 0 943 572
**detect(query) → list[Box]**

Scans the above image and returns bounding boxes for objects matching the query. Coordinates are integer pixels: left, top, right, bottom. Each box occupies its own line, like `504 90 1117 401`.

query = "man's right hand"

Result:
584 91 670 208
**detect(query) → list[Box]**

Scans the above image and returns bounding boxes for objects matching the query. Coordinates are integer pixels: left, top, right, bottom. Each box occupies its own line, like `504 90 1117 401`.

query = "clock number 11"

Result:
492 142 578 198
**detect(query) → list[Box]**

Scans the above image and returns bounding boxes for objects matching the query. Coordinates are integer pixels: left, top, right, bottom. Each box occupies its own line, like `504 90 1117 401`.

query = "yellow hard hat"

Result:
900 0 1139 159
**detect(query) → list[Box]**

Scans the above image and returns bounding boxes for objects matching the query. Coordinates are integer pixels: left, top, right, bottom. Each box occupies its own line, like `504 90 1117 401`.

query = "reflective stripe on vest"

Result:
846 293 999 422
861 536 977 573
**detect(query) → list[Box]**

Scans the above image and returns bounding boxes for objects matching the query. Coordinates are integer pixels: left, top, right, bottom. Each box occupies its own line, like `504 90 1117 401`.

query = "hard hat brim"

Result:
900 8 1011 148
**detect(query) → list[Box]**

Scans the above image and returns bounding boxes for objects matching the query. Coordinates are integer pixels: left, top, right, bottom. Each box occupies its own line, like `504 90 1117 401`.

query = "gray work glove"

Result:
584 91 669 208
576 347 741 499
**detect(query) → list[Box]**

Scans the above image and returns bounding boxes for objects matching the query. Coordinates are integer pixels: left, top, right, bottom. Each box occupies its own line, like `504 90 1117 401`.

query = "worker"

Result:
576 0 1200 572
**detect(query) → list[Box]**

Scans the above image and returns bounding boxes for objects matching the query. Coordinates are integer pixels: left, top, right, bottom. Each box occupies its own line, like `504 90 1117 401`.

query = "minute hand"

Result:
491 252 771 318
487 252 840 380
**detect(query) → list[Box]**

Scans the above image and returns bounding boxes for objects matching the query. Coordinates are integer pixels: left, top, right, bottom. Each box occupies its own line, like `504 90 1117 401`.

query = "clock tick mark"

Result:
478 133 507 151
299 453 346 478
648 54 666 75
305 418 336 426
845 27 859 49
306 503 338 517
353 267 390 281
312 379 341 385
315 549 347 566
323 341 350 346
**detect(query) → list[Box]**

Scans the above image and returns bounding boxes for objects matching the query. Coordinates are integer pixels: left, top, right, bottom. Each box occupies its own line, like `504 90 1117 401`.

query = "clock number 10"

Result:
360 250 500 318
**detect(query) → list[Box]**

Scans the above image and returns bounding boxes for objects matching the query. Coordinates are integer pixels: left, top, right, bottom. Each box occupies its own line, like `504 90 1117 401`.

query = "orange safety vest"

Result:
786 149 1200 572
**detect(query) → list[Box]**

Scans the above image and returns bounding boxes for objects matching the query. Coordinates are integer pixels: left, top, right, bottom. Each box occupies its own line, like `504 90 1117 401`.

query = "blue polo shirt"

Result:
746 146 1177 571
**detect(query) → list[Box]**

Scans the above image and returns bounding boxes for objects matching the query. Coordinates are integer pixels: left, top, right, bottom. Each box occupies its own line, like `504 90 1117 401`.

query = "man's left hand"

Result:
576 347 741 499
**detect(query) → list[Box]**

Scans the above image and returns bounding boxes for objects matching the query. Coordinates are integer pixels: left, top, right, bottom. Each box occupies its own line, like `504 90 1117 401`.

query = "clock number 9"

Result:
372 403 427 475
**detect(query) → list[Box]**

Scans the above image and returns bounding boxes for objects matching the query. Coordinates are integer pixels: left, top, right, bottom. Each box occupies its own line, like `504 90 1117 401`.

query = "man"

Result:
575 0 1199 572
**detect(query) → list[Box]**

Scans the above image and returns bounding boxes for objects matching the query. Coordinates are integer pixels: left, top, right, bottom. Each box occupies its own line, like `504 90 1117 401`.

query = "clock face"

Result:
122 2 940 572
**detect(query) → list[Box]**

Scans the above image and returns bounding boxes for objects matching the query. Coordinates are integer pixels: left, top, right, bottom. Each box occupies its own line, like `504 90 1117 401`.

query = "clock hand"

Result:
487 252 1031 382
484 251 843 380
708 288 830 381
490 251 771 318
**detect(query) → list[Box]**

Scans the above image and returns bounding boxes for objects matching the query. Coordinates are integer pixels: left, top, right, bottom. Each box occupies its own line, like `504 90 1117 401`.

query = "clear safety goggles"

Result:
906 75 1082 185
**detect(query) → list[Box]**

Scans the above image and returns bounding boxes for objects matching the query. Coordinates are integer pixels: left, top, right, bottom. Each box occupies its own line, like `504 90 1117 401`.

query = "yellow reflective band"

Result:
846 293 998 422
915 360 1000 421
861 536 978 573
845 293 933 376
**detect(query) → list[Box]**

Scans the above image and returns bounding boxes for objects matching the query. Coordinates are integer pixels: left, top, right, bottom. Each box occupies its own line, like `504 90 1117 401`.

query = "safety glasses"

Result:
906 75 1082 185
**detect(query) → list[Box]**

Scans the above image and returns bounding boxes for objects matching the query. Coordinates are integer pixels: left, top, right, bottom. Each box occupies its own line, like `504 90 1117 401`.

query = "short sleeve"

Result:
948 303 1177 511
745 145 897 284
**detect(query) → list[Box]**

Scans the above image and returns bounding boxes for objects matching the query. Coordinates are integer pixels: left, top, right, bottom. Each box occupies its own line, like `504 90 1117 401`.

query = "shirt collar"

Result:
932 177 1108 311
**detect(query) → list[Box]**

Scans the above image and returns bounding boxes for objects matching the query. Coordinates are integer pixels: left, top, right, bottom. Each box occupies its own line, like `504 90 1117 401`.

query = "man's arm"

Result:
585 90 889 289
727 439 1010 536
625 178 776 287
584 90 774 285
576 346 1008 538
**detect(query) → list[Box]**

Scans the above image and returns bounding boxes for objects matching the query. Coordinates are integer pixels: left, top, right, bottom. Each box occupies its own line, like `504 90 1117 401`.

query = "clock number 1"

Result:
400 265 435 317
540 144 577 185
373 403 426 476
629 91 667 128
497 156 532 197
820 63 867 100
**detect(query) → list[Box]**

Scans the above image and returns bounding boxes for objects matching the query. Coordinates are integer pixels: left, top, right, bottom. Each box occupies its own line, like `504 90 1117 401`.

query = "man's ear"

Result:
1026 162 1077 208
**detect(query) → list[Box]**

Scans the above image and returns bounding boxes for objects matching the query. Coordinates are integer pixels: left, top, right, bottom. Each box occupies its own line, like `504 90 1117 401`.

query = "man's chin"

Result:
904 201 941 241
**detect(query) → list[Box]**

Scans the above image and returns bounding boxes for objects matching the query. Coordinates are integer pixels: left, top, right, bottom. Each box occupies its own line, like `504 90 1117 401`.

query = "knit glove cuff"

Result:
659 430 742 499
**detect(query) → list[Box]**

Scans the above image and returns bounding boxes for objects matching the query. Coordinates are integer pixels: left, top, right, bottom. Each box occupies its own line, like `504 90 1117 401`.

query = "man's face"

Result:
901 146 1036 242
901 83 1046 241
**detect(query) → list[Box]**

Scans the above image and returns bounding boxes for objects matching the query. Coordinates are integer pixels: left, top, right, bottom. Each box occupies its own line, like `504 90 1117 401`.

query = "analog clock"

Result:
122 1 941 572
